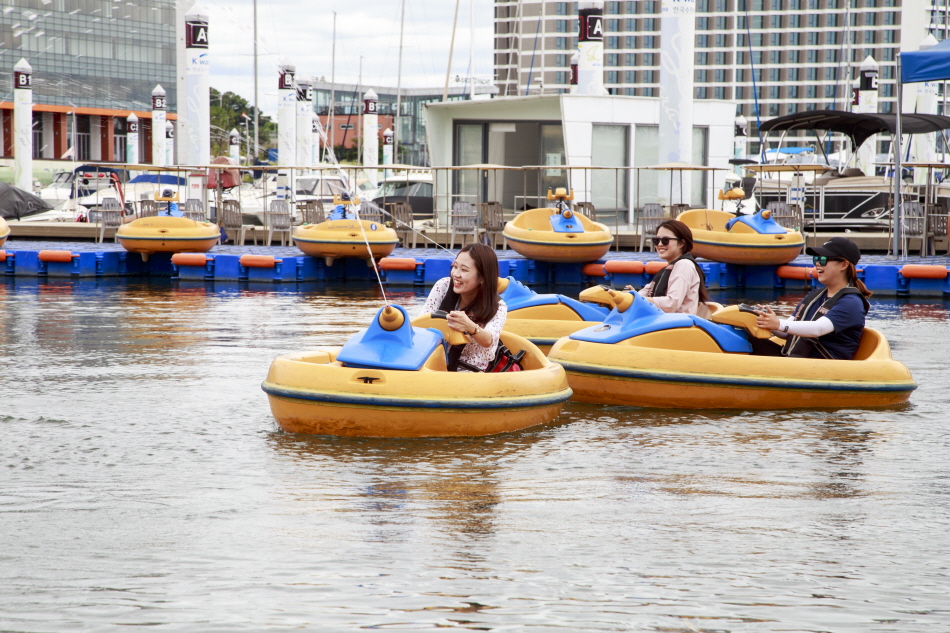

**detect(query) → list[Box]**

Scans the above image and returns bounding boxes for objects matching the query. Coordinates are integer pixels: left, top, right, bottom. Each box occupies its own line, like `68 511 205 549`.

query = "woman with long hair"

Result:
754 237 872 360
634 219 712 318
417 243 507 371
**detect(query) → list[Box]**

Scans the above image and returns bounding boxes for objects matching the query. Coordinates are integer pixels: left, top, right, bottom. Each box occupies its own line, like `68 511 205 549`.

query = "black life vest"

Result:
650 253 706 298
782 286 870 359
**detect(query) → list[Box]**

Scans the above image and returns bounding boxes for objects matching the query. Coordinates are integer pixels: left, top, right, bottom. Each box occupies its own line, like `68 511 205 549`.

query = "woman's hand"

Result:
446 310 476 335
754 306 781 331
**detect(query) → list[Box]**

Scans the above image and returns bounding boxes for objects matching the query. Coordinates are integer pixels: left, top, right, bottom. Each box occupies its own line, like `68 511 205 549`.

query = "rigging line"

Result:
362 199 455 255
311 114 390 302
524 11 543 96
352 200 390 306
824 4 850 155
743 0 763 160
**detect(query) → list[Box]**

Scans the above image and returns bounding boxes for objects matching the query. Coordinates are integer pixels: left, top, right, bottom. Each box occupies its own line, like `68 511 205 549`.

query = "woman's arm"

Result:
417 277 450 317
756 307 834 338
472 301 507 349
779 316 834 338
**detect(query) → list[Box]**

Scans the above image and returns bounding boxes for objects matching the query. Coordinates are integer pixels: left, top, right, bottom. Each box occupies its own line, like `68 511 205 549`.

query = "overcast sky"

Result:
204 0 495 116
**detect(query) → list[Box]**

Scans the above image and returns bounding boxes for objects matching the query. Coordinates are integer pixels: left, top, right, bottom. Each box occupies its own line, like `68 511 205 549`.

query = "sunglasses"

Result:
812 255 844 266
651 237 682 246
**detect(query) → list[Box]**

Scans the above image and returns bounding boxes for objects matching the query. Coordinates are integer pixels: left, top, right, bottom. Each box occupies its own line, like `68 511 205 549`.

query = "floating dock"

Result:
1 240 949 297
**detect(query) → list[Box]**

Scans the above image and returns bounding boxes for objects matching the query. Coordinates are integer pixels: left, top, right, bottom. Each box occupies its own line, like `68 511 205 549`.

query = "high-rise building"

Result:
495 0 935 153
0 0 181 169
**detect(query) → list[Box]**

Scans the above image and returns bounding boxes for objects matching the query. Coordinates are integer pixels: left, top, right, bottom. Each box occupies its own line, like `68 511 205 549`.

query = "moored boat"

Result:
0 216 9 247
548 288 916 410
115 215 219 259
503 188 613 263
262 305 572 437
293 195 398 266
677 208 805 266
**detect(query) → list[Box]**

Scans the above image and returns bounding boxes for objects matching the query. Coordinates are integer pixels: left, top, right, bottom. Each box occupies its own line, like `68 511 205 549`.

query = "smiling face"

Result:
814 257 849 287
655 226 685 263
451 251 482 302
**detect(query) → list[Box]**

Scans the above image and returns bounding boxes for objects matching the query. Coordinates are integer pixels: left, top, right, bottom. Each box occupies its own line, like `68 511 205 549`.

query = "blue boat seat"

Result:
725 211 787 235
686 316 752 353
549 212 585 233
500 276 609 320
571 291 694 344
558 295 609 321
337 305 442 371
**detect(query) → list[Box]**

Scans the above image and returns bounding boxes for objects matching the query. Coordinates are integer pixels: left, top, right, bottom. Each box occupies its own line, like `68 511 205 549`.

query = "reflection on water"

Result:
1 277 948 631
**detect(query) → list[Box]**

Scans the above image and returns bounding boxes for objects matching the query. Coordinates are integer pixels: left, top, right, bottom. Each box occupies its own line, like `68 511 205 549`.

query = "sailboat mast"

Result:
330 12 337 153
395 0 406 162
443 0 462 103
253 0 258 162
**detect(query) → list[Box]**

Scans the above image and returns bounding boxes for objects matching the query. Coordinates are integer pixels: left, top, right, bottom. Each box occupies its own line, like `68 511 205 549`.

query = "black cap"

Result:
806 236 861 265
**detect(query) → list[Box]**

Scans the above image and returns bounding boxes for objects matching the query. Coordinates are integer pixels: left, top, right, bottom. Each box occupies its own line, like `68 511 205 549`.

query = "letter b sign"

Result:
15 71 32 89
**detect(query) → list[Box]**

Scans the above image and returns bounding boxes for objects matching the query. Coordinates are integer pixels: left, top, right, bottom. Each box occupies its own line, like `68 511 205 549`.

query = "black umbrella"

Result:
0 182 53 220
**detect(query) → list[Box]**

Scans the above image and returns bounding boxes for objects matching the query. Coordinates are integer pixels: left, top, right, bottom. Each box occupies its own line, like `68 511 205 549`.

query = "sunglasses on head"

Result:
812 255 844 266
651 237 681 246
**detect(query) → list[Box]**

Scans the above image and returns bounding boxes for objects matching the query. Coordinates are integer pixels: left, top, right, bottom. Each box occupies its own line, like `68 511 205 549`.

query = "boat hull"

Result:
293 219 398 263
503 208 613 263
116 216 219 254
263 336 572 437
548 332 916 410
0 217 9 247
678 209 805 265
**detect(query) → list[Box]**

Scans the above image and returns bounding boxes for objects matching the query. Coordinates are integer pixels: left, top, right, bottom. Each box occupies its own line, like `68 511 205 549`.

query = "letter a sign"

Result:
589 16 603 38
186 21 209 48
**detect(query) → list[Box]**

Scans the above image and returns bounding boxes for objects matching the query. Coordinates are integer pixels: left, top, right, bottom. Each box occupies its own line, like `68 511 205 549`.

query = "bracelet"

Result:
470 326 479 337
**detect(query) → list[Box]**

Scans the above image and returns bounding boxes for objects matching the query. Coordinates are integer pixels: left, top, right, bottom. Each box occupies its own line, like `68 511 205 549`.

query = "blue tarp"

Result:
902 38 950 83
128 174 187 185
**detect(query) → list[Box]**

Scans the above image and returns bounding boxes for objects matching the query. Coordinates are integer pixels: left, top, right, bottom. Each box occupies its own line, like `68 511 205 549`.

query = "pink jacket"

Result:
638 259 711 318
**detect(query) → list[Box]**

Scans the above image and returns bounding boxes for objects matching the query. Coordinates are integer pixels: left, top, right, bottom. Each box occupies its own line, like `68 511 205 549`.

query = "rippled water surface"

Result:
1 278 948 632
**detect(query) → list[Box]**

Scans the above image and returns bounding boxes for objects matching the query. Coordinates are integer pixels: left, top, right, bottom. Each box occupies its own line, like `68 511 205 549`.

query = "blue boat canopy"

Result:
901 37 950 84
128 174 187 185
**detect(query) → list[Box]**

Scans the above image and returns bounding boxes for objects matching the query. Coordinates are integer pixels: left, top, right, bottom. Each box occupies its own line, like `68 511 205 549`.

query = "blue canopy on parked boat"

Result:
128 174 187 185
902 37 950 83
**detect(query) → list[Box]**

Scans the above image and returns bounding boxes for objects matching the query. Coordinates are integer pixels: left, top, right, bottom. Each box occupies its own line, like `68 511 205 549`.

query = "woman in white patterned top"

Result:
418 243 507 371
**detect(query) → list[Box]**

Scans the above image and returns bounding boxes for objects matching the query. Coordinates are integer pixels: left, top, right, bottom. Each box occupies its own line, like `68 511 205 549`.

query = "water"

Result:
1 278 948 632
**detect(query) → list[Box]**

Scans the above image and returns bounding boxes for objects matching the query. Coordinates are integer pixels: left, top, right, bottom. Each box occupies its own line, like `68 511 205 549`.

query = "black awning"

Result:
758 109 950 148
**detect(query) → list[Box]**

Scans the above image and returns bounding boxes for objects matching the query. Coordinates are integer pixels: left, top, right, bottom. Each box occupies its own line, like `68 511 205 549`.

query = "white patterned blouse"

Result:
417 277 507 371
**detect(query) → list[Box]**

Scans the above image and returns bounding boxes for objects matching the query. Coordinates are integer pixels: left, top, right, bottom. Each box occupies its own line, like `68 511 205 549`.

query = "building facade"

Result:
495 0 936 153
0 0 180 173
312 80 495 166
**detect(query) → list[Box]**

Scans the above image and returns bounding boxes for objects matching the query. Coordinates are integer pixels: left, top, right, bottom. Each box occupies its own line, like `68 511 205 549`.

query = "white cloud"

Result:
203 0 495 116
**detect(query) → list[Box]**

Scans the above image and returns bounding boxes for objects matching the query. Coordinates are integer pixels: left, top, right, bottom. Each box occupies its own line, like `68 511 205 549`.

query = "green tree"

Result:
210 87 277 161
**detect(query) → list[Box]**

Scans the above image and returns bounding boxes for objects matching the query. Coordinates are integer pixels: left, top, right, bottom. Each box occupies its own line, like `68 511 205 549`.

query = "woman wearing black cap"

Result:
753 237 873 360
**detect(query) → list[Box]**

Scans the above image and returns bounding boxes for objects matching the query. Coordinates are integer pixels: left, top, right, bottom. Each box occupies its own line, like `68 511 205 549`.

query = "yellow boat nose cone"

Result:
379 305 405 332
761 209 772 220
607 289 634 313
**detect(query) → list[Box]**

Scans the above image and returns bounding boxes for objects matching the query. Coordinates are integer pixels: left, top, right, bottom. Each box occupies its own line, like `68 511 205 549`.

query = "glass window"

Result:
540 124 567 193
591 125 628 211
455 124 483 201
697 87 708 98
634 125 659 205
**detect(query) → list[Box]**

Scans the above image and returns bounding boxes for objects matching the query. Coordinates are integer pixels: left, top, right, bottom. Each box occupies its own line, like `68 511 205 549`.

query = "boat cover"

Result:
759 110 950 148
128 174 187 185
0 182 53 219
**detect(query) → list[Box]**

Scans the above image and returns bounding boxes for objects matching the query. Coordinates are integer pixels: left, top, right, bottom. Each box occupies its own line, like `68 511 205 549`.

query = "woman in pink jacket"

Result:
634 219 712 318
